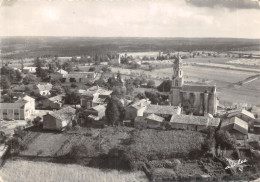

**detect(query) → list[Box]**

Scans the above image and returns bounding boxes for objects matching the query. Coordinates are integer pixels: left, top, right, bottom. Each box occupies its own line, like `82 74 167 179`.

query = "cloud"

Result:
186 0 260 9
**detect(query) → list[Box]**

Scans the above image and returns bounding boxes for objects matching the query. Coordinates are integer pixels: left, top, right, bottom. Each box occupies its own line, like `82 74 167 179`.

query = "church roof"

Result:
145 105 181 115
181 84 215 93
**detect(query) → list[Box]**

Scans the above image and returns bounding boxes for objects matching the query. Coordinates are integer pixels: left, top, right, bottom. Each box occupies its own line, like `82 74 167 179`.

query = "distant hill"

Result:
0 37 259 59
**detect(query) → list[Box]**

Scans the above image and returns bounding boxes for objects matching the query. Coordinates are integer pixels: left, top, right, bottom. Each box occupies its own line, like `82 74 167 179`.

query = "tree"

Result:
23 74 37 85
50 78 61 85
15 70 23 83
157 80 172 92
148 64 154 71
145 91 160 104
64 90 81 108
215 130 236 150
48 63 57 73
94 54 101 65
1 76 10 89
40 69 49 82
133 78 141 87
101 65 111 73
62 61 73 73
135 92 146 100
32 116 42 126
34 57 45 77
89 67 96 72
147 80 155 88
50 85 63 97
105 98 125 126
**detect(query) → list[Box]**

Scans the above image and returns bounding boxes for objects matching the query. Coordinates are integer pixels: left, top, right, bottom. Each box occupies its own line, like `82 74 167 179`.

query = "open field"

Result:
0 160 148 182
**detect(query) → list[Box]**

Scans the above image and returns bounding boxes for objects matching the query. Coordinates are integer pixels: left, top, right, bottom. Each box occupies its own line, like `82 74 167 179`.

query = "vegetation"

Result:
105 98 125 126
23 74 37 85
157 80 172 92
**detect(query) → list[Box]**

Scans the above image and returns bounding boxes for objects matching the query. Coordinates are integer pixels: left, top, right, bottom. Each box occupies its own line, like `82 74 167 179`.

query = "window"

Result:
175 80 179 86
42 92 45 95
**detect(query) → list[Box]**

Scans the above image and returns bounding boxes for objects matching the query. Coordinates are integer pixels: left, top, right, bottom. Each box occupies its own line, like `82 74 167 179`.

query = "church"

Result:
169 56 218 116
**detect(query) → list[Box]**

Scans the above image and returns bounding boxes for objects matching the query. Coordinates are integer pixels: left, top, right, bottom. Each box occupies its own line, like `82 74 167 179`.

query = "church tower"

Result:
170 56 184 106
172 55 184 87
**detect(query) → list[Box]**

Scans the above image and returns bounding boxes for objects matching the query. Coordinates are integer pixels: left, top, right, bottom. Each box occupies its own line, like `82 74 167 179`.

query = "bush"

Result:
32 116 41 126
71 83 78 88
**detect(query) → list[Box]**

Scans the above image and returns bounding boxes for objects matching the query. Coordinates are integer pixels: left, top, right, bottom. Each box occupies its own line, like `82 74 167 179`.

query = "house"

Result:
38 95 63 110
145 114 165 129
227 109 255 122
36 83 52 96
144 105 181 121
134 116 147 129
80 86 112 109
43 106 76 131
0 95 35 120
23 67 36 73
63 72 97 83
221 117 248 140
56 69 68 76
170 114 220 131
125 99 151 120
84 105 106 120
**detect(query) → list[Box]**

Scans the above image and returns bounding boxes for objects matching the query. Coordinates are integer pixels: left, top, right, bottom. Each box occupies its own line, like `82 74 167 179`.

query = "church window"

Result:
175 80 179 86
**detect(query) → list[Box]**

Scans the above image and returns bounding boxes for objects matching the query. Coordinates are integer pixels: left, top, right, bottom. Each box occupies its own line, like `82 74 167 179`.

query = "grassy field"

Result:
0 160 148 182
129 130 205 159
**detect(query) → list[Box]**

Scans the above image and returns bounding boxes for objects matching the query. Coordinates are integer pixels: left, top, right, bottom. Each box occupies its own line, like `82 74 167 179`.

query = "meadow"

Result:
0 160 148 182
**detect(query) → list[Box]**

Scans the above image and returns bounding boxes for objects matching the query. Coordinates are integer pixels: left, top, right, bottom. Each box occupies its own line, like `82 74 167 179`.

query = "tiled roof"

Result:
48 95 64 102
170 114 220 127
48 106 76 121
134 116 146 123
0 103 26 109
64 72 96 78
130 99 151 110
91 105 106 112
146 114 164 122
36 83 52 91
145 105 181 115
88 114 99 120
221 117 248 135
227 109 255 119
181 84 215 93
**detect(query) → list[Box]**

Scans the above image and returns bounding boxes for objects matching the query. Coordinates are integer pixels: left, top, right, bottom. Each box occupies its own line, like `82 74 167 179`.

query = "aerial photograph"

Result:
0 0 260 181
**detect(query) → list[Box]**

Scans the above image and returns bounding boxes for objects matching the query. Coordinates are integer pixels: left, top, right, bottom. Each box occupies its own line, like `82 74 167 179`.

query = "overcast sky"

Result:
0 0 260 38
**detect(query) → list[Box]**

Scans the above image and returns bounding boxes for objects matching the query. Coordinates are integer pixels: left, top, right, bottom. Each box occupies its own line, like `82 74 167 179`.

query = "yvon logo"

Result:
225 158 247 170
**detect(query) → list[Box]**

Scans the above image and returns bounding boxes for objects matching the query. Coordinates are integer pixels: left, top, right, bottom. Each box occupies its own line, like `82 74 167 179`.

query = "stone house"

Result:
36 83 53 96
0 95 35 120
170 114 220 131
63 72 97 83
227 109 255 122
144 105 181 121
221 117 248 140
38 95 63 110
43 106 76 131
125 99 151 120
145 114 165 129
84 105 106 120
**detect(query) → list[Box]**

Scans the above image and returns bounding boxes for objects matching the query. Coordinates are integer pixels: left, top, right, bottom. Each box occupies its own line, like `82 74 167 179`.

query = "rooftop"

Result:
48 106 76 121
170 114 220 127
181 84 216 93
146 114 164 122
129 99 151 110
36 83 52 91
145 105 181 115
0 102 26 109
227 109 255 119
91 105 106 112
221 117 248 135
48 95 64 102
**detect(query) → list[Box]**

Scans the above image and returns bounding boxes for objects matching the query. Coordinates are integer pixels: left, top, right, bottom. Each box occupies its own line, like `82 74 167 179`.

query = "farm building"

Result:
169 114 220 131
144 105 181 120
43 106 76 131
84 105 106 120
80 86 112 109
35 83 53 96
37 95 64 110
125 99 151 120
145 114 165 129
63 72 97 83
221 117 248 140
0 96 35 120
227 109 255 122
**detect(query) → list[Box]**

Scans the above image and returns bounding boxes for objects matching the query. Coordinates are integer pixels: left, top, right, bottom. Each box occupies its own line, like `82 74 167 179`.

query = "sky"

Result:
0 0 260 38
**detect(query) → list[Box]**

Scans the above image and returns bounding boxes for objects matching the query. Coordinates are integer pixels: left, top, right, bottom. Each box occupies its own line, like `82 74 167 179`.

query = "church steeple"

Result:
172 55 184 88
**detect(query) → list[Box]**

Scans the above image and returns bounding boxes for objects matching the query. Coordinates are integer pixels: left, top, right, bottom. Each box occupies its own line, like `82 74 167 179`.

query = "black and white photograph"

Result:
0 0 260 181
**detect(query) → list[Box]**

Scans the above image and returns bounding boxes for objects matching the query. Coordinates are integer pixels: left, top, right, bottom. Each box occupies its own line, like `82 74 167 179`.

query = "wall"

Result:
43 115 57 130
171 88 181 106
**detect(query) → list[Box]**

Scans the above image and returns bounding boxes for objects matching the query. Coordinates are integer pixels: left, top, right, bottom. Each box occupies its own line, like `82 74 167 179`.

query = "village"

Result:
1 51 260 181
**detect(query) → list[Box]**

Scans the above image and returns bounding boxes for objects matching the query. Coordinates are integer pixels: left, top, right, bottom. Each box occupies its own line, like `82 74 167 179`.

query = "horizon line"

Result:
0 35 260 40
